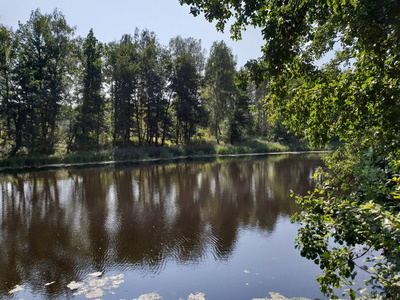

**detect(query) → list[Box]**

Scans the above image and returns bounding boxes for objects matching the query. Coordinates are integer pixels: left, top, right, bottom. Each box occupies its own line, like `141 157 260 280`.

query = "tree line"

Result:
0 9 294 156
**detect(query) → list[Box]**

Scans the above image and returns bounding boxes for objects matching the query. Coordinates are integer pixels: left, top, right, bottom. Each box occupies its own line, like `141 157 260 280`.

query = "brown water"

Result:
0 154 326 300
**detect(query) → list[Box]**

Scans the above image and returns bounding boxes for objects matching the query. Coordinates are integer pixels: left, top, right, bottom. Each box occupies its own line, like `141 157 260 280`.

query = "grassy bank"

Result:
0 141 339 171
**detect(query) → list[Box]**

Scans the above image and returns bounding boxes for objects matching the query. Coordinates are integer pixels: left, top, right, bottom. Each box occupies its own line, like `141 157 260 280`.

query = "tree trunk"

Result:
11 114 22 156
215 113 220 144
216 124 220 144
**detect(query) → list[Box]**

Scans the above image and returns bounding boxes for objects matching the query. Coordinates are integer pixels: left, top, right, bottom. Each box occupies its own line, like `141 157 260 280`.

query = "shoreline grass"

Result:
0 141 339 172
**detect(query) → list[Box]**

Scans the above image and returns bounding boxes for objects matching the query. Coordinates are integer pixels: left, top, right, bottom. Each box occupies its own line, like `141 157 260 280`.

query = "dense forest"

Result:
0 9 296 157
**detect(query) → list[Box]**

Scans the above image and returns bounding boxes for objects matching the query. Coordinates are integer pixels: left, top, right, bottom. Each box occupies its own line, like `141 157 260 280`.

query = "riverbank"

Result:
0 141 337 172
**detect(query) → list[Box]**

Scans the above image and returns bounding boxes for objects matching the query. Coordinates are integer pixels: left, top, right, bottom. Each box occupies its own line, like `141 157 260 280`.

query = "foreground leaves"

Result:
292 147 400 299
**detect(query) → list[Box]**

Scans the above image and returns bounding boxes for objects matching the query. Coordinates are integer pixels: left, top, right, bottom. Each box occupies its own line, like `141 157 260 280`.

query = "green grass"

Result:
0 140 339 171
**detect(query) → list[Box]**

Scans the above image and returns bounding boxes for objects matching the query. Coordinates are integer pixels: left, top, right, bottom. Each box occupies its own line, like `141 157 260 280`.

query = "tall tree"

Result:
62 37 83 153
136 29 170 146
11 9 74 154
106 34 139 147
169 37 207 144
180 0 400 298
74 29 104 150
0 26 14 152
203 41 236 144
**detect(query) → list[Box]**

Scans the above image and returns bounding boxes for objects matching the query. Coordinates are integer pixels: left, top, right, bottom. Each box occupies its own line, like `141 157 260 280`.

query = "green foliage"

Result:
180 0 400 298
1 7 333 165
181 0 400 146
136 29 171 146
169 35 205 73
6 9 75 155
203 40 236 144
170 39 207 144
0 141 331 171
226 90 252 144
293 147 400 299
246 77 301 143
73 29 104 150
0 25 13 152
106 34 139 147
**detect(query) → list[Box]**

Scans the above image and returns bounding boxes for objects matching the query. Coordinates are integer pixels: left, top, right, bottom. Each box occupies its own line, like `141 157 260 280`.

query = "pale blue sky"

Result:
0 0 264 67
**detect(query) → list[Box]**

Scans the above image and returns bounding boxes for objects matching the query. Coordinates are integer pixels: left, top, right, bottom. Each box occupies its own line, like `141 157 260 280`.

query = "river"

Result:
0 154 326 300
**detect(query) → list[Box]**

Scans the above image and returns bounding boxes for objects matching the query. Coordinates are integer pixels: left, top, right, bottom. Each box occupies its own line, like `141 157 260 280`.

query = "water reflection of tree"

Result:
0 155 321 298
0 172 82 298
114 167 169 273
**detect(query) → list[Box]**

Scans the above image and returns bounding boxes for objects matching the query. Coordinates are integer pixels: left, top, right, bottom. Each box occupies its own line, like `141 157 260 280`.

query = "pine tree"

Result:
74 29 104 150
107 34 139 147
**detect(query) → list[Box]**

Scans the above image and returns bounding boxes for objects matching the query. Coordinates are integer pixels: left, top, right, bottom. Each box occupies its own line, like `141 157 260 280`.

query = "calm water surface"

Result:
0 154 326 299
